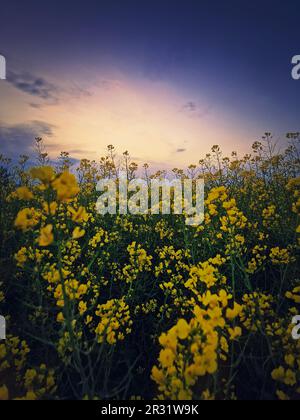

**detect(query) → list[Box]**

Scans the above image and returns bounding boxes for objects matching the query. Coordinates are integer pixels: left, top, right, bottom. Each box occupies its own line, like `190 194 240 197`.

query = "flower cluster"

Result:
95 298 133 345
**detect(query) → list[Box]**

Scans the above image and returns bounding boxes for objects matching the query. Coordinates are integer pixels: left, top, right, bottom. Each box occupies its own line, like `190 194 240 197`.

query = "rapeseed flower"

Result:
52 172 80 201
14 208 40 232
13 187 34 201
30 166 55 185
38 225 54 247
72 227 86 240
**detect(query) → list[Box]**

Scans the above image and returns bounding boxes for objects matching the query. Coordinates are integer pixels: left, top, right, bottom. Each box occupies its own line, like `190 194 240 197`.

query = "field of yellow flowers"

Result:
0 134 299 400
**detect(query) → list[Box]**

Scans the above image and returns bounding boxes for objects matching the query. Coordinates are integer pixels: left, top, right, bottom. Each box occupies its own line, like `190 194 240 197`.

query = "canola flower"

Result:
95 298 133 345
14 208 40 232
52 172 80 202
38 225 54 247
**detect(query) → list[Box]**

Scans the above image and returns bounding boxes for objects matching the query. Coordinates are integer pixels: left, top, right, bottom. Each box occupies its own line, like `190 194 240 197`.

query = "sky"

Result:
0 0 299 169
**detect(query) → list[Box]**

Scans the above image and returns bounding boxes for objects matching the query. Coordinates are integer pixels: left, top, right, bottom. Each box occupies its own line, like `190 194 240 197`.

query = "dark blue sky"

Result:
2 1 299 107
0 1 300 162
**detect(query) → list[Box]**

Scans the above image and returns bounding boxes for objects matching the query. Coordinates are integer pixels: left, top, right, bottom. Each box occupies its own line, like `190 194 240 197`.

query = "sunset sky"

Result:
0 0 299 169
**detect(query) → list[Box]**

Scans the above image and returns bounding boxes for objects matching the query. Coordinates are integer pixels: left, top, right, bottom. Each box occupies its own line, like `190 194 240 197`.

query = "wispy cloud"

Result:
7 70 59 104
183 101 198 113
97 79 123 91
7 70 92 108
182 101 213 119
68 82 92 99
0 120 55 157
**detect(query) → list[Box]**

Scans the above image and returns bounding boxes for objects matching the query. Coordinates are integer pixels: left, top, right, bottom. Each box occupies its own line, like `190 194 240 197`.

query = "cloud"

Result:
29 102 44 109
183 101 197 112
67 82 92 99
97 79 123 91
7 70 59 104
7 70 92 108
0 120 55 157
182 101 213 119
67 149 97 156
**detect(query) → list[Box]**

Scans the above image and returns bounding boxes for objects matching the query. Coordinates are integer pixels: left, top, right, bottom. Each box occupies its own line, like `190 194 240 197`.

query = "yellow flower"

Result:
24 390 37 400
52 172 80 202
271 366 285 382
228 326 242 341
38 225 54 247
14 187 34 200
78 301 87 315
186 261 220 290
72 227 86 240
201 389 215 400
286 289 300 304
219 289 232 307
43 269 60 284
159 348 175 368
285 354 295 367
43 201 58 216
220 336 229 353
69 206 89 223
226 303 243 320
24 368 37 388
0 385 9 400
276 390 290 401
14 208 40 232
178 389 192 400
57 312 65 323
15 247 28 267
85 315 93 325
270 247 292 265
159 330 178 352
30 166 55 184
151 366 164 385
176 319 190 340
284 369 296 386
201 347 218 374
95 298 132 344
